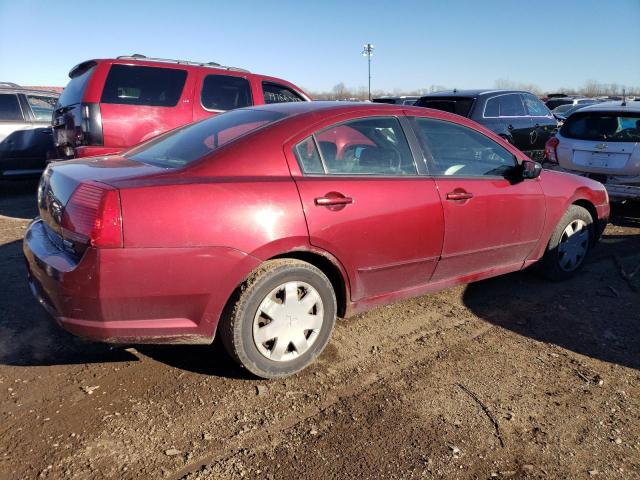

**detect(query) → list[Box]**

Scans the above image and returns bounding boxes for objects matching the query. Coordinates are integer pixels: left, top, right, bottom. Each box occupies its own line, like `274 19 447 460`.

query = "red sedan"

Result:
24 102 609 378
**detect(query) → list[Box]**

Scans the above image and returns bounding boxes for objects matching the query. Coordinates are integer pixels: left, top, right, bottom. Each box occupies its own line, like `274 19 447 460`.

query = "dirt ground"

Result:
1 179 639 480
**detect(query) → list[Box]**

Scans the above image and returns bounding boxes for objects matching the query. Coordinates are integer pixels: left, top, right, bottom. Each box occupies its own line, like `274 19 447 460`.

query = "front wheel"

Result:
538 205 594 281
219 259 337 379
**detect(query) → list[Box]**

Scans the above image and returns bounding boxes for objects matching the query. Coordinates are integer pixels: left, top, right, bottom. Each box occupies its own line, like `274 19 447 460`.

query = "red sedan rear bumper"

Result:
23 219 260 343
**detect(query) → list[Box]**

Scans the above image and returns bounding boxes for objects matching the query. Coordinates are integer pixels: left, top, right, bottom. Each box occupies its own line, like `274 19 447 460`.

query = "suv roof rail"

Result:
116 54 250 73
0 82 21 88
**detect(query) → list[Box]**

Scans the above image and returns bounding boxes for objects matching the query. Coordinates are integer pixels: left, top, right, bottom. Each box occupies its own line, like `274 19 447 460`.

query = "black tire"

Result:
219 259 337 379
538 205 594 281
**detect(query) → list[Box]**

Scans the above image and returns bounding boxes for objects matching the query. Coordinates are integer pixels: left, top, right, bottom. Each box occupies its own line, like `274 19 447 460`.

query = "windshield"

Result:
126 109 287 168
560 112 640 142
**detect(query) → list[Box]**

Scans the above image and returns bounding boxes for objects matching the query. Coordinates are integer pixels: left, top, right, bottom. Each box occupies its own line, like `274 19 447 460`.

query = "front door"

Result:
411 116 546 281
286 116 445 301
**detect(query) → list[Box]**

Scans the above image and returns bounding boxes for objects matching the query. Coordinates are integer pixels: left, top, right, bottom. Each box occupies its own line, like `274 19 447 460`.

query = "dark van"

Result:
52 54 310 159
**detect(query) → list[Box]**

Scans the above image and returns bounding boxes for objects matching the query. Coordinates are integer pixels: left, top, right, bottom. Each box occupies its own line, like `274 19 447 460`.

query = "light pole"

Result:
362 43 374 101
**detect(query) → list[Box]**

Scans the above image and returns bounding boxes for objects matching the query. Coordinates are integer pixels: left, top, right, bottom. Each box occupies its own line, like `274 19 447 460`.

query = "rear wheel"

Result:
539 205 593 280
219 259 336 379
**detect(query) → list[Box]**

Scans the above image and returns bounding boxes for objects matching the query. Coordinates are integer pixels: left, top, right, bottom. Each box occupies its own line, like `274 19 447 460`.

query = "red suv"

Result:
52 54 310 159
25 102 609 378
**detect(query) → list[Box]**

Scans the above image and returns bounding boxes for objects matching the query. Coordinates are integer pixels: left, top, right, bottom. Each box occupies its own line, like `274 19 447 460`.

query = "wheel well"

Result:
572 199 598 244
270 251 348 317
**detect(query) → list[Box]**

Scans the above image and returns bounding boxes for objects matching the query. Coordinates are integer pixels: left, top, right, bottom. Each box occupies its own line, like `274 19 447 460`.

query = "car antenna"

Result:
621 87 626 106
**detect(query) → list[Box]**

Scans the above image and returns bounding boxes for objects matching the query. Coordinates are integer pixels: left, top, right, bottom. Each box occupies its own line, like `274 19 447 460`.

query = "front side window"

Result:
101 65 187 107
294 117 417 176
263 82 304 104
561 113 640 142
27 95 57 121
523 94 551 117
201 75 252 111
414 118 517 177
0 94 22 121
484 94 526 117
127 109 286 168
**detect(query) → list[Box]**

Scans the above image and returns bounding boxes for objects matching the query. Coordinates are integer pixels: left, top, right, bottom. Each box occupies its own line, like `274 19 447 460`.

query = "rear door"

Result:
285 115 445 301
411 116 545 281
0 92 30 173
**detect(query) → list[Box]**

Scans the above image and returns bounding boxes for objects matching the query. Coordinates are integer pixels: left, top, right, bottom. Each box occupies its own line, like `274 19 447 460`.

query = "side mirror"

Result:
521 159 542 179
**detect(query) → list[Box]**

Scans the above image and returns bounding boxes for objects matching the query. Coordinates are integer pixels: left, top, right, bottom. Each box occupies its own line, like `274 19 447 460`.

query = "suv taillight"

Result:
80 103 103 146
545 136 559 164
61 182 122 248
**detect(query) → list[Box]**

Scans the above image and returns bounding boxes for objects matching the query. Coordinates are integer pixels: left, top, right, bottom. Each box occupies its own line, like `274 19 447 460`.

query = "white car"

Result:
544 100 640 201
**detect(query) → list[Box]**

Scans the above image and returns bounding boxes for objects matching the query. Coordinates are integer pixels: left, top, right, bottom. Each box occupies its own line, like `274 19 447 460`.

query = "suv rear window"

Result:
201 75 252 111
415 97 475 117
560 112 640 142
126 109 286 167
59 63 96 107
101 65 187 107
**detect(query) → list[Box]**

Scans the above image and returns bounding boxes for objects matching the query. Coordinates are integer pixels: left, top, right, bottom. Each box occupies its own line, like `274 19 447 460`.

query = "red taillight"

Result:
61 182 123 248
545 136 559 164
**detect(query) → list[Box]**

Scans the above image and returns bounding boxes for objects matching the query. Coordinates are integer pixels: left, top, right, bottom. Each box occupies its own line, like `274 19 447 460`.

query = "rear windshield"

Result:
58 64 96 107
560 112 640 142
101 65 187 107
414 97 475 117
126 109 286 168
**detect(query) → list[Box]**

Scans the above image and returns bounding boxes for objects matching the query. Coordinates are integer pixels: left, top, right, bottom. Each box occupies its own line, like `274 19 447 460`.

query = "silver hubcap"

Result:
252 281 324 362
558 219 589 271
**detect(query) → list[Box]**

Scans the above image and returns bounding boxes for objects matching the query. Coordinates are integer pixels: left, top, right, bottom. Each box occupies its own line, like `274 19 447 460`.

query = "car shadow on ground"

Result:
0 235 251 378
0 239 138 366
0 179 39 219
463 204 640 372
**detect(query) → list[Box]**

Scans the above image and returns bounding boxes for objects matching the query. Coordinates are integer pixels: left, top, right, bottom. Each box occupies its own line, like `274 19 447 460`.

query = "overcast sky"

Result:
1 0 638 93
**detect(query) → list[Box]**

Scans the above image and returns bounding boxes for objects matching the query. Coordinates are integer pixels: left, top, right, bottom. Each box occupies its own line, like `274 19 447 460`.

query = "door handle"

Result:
315 196 353 206
446 191 473 201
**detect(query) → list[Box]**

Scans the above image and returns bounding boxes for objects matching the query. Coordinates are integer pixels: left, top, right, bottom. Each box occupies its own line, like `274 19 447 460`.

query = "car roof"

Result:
0 85 59 96
243 101 408 115
575 101 640 114
420 89 530 98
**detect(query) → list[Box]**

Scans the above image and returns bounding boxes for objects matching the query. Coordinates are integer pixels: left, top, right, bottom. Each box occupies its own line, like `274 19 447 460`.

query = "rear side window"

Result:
294 117 417 176
484 94 526 117
414 118 516 177
263 82 304 104
127 109 286 167
59 64 96 106
27 95 57 121
201 75 252 111
415 97 475 117
560 113 640 142
101 65 187 107
0 94 22 121
523 94 550 117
